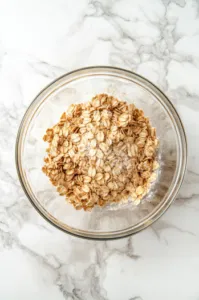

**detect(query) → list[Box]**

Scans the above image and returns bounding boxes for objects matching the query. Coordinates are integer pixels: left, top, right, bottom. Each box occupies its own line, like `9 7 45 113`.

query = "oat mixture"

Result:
42 94 159 211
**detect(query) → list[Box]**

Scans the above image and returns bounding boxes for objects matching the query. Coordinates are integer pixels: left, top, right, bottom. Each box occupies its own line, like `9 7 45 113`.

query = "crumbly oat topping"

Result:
42 94 159 211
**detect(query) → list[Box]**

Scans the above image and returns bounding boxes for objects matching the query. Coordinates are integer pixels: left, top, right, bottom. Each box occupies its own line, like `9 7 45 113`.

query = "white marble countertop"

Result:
0 0 199 299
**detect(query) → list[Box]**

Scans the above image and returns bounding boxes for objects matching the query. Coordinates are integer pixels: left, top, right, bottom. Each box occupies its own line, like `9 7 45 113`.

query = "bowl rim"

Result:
15 66 187 240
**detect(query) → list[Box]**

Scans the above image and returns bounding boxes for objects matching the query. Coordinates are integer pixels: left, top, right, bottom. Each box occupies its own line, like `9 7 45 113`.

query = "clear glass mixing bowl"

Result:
15 67 187 239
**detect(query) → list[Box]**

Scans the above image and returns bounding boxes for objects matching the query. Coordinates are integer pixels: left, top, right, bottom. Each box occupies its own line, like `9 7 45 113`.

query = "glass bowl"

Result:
15 66 187 239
